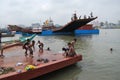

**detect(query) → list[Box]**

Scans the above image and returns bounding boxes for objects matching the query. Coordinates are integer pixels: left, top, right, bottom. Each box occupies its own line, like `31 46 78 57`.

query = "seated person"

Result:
62 42 76 57
67 42 76 57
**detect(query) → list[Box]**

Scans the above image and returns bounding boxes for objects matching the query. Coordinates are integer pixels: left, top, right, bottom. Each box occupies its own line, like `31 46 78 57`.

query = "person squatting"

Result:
23 39 34 57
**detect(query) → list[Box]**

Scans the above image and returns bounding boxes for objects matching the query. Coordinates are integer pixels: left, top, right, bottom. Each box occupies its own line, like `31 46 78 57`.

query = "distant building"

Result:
92 21 101 29
99 20 120 29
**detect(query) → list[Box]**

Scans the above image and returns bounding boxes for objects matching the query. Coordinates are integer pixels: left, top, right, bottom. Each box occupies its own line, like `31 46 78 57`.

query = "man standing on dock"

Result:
0 32 3 57
37 41 44 53
0 32 1 50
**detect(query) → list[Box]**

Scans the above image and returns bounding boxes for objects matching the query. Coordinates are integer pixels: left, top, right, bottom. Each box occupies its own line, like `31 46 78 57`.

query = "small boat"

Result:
0 28 15 37
19 34 36 43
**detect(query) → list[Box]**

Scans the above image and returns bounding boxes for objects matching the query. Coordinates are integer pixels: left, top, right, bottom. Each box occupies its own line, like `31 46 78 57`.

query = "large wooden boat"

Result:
52 17 97 33
8 25 39 34
0 43 82 80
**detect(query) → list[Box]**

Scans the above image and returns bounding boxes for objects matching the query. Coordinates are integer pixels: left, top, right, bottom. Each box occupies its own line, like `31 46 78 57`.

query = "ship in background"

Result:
8 12 99 35
0 28 15 37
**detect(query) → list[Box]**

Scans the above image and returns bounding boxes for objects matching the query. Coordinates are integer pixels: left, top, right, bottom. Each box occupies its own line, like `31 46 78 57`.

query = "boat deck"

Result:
0 45 64 68
0 45 82 80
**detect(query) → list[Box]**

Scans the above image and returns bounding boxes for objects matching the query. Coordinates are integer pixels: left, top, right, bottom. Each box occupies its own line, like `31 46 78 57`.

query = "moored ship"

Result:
8 12 98 35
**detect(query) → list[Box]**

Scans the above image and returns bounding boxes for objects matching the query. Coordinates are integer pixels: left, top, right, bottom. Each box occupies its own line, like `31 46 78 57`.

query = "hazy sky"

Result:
0 0 120 26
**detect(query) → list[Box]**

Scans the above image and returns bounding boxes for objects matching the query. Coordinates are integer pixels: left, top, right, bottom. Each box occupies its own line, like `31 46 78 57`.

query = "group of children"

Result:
23 39 44 57
23 38 77 58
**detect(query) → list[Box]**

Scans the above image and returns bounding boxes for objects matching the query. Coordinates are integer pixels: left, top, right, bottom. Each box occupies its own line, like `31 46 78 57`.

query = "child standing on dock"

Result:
23 39 33 57
0 33 3 57
71 38 77 48
37 40 44 54
32 40 35 51
27 42 34 57
23 39 30 56
0 33 1 50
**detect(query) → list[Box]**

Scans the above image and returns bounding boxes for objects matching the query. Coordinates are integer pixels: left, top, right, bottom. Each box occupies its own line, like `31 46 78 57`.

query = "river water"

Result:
2 29 120 80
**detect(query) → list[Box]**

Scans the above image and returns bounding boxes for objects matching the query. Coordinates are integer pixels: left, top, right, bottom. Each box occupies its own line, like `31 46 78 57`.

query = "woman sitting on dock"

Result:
67 42 76 57
62 42 76 57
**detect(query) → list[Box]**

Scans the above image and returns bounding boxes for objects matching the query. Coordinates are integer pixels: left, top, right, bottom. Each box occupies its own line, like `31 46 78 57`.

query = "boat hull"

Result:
0 43 82 80
0 55 82 80
75 29 99 34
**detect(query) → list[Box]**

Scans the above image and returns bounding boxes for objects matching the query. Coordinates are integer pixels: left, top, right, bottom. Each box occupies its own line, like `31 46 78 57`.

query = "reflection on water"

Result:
1 29 120 80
